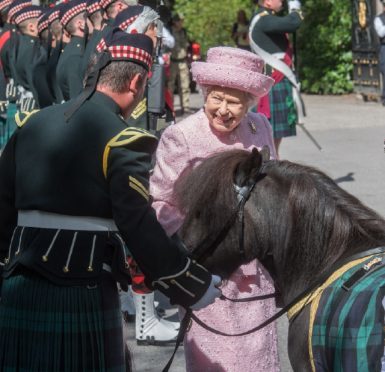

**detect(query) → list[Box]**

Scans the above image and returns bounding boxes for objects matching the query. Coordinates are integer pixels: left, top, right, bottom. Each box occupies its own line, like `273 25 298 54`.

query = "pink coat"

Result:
150 109 280 372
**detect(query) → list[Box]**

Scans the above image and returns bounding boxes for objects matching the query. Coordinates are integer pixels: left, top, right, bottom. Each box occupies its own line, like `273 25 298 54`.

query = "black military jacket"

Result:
14 34 40 93
0 23 13 80
32 44 56 108
251 7 303 55
56 35 85 101
0 92 188 285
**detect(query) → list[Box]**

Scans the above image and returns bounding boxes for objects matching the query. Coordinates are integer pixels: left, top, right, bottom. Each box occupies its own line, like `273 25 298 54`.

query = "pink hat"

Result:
191 47 274 98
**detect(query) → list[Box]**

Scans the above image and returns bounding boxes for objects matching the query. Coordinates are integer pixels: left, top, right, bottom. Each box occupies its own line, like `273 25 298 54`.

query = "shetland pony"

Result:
175 148 385 372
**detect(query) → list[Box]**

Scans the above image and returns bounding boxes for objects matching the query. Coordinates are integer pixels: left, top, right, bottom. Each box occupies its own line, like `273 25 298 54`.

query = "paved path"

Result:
126 93 385 371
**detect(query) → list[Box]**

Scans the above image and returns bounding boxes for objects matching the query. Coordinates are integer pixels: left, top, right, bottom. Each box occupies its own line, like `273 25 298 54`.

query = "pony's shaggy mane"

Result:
174 149 385 293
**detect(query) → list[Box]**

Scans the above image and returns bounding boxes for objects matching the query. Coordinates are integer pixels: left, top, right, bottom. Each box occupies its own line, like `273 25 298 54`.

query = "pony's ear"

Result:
260 146 270 162
234 148 263 187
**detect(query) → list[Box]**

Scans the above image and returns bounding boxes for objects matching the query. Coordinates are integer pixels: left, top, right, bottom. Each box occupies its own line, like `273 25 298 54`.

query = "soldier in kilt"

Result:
250 0 303 156
0 29 221 371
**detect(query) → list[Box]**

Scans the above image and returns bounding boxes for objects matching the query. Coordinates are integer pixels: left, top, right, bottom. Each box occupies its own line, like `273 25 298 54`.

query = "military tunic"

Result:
31 44 57 108
56 36 85 101
0 23 14 81
14 34 40 95
0 91 195 287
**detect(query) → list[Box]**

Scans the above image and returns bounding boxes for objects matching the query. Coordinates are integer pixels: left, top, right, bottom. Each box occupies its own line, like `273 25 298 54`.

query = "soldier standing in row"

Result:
13 5 41 111
168 13 190 115
56 0 88 101
0 29 221 370
374 0 385 106
250 0 303 156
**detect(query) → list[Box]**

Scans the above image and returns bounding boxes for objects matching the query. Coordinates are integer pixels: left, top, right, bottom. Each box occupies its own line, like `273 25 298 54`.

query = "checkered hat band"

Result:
0 0 12 11
109 45 152 68
9 2 30 19
99 0 114 10
118 15 139 31
96 38 106 52
61 3 86 26
87 2 101 14
38 19 49 33
15 10 41 24
48 10 60 24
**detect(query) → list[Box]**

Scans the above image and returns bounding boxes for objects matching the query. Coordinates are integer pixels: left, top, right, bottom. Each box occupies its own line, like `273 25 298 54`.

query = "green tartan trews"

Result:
269 77 297 139
0 271 127 372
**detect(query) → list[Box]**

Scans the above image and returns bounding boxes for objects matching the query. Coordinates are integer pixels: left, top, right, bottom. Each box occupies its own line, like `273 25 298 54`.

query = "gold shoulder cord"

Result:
15 109 40 128
102 128 157 199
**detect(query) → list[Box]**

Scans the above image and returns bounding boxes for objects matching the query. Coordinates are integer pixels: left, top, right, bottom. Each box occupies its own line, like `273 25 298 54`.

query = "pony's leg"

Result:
288 309 312 372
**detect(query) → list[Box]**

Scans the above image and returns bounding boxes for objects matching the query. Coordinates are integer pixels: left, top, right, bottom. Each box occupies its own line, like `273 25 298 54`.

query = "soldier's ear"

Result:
128 73 145 96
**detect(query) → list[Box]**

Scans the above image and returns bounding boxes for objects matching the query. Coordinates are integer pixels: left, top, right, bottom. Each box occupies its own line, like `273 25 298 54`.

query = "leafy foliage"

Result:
173 0 252 54
174 0 353 94
298 0 353 94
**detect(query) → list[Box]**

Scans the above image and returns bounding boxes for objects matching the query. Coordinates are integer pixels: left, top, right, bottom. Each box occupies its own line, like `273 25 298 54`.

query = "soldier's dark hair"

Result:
85 53 147 93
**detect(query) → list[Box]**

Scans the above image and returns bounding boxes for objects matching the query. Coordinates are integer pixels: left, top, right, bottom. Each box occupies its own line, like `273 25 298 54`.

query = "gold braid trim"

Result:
102 127 157 178
15 109 40 128
129 176 149 201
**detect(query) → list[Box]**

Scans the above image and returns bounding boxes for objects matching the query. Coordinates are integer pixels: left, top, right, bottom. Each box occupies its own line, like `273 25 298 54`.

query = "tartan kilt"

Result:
0 103 17 149
269 77 297 139
0 270 128 372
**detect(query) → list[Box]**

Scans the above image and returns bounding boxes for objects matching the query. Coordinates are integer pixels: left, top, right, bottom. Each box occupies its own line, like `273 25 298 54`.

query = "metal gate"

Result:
352 0 382 98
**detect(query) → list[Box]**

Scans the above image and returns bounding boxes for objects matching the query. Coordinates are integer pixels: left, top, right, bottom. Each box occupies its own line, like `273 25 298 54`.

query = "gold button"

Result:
42 255 48 262
186 271 191 277
170 279 176 284
87 266 93 272
63 266 69 273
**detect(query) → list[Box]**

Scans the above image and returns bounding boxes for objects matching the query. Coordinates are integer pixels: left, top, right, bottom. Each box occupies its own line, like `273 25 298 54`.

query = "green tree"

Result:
174 0 353 94
173 0 252 54
298 0 353 94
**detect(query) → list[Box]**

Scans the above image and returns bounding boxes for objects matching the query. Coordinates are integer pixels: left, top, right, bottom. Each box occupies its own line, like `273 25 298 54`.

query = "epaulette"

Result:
131 98 147 120
259 10 269 17
103 127 158 178
15 109 40 128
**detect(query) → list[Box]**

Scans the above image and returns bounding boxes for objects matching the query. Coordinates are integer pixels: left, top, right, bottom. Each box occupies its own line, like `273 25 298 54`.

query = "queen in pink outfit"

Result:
150 47 280 372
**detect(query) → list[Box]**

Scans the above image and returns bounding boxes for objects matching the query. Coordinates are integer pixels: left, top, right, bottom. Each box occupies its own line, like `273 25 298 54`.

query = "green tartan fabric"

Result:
311 255 385 372
0 270 127 372
0 103 17 149
269 77 297 139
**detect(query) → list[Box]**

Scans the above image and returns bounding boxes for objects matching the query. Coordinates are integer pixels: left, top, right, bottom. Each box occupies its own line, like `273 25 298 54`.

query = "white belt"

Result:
18 210 118 231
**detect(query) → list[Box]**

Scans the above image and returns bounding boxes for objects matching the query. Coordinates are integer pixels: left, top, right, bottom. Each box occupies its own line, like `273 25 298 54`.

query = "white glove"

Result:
288 0 301 12
190 275 222 311
6 81 18 102
19 97 36 112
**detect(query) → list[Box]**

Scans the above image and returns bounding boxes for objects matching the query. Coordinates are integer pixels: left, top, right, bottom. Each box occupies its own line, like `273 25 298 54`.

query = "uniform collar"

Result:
259 6 275 15
90 91 122 115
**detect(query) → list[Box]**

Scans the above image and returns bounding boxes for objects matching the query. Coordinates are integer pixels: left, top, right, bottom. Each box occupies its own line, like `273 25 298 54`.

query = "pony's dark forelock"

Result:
174 149 385 293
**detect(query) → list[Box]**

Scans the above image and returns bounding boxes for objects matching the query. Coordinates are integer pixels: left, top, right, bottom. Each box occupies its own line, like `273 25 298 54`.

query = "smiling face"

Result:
204 86 249 134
